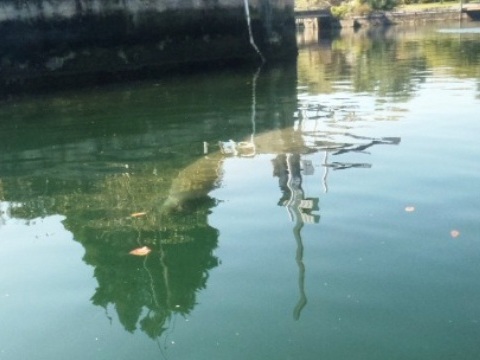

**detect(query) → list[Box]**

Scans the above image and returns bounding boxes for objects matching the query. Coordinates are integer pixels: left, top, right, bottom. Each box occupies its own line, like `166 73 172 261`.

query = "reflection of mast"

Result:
323 151 329 193
281 154 320 320
218 66 261 157
250 66 260 143
242 65 262 157
293 211 307 320
285 154 303 221
286 154 308 320
286 154 307 320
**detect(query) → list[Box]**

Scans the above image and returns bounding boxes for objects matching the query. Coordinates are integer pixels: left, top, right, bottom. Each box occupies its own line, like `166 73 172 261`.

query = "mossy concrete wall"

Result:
338 9 468 28
0 0 296 92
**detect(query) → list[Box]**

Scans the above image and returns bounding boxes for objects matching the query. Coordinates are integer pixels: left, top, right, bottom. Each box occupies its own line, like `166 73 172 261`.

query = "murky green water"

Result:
1 22 480 360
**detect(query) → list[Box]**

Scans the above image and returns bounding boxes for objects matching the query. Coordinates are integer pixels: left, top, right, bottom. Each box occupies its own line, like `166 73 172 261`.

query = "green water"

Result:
1 22 480 360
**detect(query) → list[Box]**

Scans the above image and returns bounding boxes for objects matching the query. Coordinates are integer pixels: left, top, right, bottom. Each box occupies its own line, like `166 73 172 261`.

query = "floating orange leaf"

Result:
129 246 152 256
450 230 460 238
405 206 415 212
131 212 147 218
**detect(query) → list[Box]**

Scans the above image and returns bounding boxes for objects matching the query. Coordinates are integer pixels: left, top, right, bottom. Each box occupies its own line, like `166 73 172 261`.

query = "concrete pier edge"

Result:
0 0 297 94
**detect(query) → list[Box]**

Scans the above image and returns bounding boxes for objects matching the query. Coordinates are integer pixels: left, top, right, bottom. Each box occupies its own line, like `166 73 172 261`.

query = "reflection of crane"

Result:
295 111 401 189
214 73 402 321
273 154 319 320
286 154 312 321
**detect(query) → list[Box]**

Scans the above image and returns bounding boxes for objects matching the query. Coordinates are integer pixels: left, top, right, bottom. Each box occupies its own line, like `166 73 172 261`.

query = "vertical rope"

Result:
243 0 266 63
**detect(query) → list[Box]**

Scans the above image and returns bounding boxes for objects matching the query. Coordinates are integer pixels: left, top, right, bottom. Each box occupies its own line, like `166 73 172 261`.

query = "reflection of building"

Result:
214 107 401 319
272 154 320 225
292 106 401 191
272 153 319 320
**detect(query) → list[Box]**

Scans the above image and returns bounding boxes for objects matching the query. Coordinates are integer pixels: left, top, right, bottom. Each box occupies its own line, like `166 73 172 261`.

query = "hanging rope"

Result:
243 0 266 63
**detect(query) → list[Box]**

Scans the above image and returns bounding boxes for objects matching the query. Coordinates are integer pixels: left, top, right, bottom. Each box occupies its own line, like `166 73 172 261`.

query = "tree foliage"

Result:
330 0 398 18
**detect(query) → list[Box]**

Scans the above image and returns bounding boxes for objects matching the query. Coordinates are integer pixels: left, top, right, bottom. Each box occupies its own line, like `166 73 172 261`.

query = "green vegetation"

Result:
295 0 332 10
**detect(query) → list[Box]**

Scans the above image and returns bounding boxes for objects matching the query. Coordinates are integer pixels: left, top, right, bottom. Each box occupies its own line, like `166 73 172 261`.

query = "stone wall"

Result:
338 9 467 28
0 0 296 93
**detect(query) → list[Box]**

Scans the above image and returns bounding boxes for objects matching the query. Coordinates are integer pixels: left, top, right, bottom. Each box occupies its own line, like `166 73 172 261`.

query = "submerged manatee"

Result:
160 129 307 213
161 152 225 213
161 127 400 213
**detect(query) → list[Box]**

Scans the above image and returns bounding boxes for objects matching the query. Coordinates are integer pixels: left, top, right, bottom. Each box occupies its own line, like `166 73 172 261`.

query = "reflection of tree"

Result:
3 162 221 340
424 36 480 79
298 25 480 102
54 164 221 339
297 27 429 101
76 223 219 339
0 64 299 342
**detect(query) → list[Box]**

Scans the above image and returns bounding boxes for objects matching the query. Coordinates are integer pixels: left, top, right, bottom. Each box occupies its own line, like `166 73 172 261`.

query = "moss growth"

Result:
0 5 296 91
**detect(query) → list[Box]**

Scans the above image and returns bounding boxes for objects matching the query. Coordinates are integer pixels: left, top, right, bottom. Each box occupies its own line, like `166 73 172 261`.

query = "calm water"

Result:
1 22 480 360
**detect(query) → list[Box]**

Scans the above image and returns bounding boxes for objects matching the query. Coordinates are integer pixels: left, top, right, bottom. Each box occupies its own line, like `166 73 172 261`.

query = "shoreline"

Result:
345 7 468 28
296 5 479 30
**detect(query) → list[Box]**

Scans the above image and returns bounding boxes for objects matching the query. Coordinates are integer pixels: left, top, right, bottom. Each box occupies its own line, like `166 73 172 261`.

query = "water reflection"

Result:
213 106 400 319
0 20 479 360
0 65 299 342
2 167 221 339
86 226 219 339
0 80 402 342
272 153 317 320
298 23 480 102
12 24 475 342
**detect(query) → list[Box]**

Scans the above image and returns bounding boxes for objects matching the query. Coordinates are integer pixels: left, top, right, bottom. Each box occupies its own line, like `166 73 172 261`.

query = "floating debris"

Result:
450 230 460 238
405 206 415 212
129 246 152 256
219 140 237 156
131 212 147 218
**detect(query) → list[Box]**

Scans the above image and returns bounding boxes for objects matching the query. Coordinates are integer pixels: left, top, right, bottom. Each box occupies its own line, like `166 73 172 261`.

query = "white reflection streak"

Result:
285 154 295 222
323 151 329 193
0 201 6 226
243 0 266 63
249 66 262 147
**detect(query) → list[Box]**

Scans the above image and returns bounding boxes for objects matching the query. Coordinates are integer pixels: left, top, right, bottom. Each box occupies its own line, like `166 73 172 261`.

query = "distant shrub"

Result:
371 0 398 9
331 0 398 18
331 4 351 18
353 0 373 14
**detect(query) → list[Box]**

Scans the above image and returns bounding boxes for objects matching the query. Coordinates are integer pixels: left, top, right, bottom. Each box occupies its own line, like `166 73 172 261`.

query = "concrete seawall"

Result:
342 8 468 28
297 7 472 31
0 0 296 93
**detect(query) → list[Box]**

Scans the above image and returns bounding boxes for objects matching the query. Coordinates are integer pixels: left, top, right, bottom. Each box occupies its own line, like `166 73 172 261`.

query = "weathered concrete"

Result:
296 7 472 32
341 8 469 28
0 0 296 92
463 4 480 20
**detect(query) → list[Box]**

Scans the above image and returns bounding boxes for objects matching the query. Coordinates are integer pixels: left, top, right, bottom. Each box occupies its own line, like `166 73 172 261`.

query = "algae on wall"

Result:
0 0 296 91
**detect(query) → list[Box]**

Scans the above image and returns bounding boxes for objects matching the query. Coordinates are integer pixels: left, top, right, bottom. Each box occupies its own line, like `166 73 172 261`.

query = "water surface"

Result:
1 21 480 360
